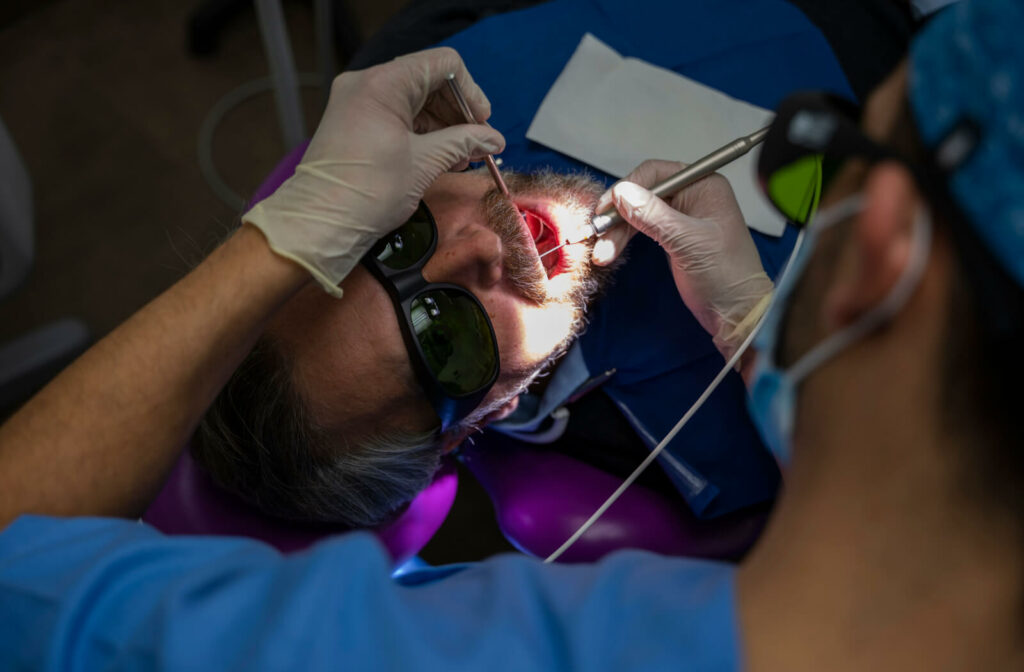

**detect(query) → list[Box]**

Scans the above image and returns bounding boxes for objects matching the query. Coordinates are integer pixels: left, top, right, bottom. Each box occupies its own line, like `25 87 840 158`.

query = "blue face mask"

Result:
747 195 933 465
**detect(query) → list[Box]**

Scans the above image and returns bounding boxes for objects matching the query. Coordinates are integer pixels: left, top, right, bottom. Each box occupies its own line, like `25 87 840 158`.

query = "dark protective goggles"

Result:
756 91 979 228
757 92 904 227
361 202 500 431
755 91 1024 344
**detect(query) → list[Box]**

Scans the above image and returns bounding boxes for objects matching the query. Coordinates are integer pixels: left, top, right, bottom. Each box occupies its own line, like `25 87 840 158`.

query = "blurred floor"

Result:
0 0 406 342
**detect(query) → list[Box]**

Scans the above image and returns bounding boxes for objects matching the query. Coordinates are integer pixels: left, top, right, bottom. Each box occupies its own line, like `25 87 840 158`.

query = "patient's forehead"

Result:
424 171 491 215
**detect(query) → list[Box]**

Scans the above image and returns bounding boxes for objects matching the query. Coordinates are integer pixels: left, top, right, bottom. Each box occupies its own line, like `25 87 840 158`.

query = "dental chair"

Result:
143 141 766 565
144 438 764 565
144 450 459 565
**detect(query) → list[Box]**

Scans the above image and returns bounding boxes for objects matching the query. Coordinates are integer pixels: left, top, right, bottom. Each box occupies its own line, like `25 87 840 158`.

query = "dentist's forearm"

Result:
0 224 309 527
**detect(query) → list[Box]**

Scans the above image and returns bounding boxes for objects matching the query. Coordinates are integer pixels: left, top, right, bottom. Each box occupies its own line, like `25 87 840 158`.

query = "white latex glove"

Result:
243 47 505 297
592 159 774 362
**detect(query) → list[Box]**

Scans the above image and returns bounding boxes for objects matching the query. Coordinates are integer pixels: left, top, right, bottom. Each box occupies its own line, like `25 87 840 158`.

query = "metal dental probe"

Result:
445 73 513 199
538 126 771 259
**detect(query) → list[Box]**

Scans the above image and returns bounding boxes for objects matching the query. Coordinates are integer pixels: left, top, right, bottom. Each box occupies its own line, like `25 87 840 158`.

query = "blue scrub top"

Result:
0 516 741 670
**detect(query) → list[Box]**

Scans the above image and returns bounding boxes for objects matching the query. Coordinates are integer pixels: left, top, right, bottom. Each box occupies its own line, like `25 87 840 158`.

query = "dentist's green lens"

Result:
768 154 823 225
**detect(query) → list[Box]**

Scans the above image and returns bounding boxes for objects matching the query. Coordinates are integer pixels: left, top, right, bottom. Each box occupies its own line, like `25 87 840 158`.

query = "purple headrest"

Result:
461 434 766 563
251 141 309 203
144 451 457 564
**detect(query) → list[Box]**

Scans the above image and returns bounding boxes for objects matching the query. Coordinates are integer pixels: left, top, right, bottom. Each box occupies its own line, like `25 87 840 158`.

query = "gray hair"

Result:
192 337 442 527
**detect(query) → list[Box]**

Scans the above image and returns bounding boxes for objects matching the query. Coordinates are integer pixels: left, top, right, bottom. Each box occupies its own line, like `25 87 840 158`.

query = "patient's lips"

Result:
519 208 562 276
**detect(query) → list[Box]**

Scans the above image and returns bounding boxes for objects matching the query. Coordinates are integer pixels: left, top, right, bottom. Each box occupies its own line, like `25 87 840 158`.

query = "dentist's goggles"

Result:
756 91 976 230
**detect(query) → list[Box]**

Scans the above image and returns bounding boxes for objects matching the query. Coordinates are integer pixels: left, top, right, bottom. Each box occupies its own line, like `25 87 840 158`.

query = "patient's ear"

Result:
440 430 470 454
439 397 519 453
823 161 921 330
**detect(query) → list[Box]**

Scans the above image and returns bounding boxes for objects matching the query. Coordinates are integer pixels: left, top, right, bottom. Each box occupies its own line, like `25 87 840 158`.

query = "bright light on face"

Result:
544 200 596 299
519 301 578 361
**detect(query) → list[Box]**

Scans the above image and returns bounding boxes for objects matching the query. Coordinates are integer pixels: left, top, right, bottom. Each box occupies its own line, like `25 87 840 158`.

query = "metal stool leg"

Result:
254 0 306 150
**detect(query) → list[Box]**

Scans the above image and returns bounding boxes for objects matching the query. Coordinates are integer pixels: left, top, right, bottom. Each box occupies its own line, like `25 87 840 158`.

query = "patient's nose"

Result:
422 225 503 290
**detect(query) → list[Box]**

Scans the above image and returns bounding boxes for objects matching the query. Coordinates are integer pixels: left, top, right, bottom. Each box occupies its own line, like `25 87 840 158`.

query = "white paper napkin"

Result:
526 34 785 237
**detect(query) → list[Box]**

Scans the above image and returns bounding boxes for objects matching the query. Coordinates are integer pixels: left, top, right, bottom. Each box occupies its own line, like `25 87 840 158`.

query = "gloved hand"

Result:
243 47 505 297
592 159 774 362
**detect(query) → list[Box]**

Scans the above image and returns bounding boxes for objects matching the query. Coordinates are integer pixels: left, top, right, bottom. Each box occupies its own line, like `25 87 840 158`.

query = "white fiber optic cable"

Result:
543 230 806 564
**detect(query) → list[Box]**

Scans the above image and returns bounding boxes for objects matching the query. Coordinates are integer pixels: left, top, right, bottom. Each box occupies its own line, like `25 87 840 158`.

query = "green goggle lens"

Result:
766 154 824 225
372 205 435 269
410 290 498 396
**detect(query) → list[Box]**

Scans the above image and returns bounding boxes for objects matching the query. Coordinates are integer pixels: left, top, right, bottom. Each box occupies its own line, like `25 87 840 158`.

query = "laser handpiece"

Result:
539 126 771 259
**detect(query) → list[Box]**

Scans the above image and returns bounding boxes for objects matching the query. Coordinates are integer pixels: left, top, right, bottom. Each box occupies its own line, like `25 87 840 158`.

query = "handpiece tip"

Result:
590 213 614 234
538 243 565 260
565 221 598 245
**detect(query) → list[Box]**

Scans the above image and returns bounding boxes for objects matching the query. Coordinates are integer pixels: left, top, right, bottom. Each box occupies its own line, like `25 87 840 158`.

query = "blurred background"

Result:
0 0 410 347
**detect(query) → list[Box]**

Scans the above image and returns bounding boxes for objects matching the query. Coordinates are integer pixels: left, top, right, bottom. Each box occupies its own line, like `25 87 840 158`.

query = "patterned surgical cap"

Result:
910 0 1024 286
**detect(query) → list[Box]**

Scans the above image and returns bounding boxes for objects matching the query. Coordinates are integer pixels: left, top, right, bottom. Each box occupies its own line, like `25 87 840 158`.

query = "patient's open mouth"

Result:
519 207 561 277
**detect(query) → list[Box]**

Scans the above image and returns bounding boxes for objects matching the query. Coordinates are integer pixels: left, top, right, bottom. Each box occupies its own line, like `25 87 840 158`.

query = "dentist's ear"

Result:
823 161 921 330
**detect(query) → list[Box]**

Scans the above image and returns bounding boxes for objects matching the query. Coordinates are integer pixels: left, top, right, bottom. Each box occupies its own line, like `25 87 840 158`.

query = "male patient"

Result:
192 167 616 528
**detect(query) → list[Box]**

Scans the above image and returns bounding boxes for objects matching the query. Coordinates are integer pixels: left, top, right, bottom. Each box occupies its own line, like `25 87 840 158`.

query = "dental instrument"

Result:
538 126 770 259
445 73 513 199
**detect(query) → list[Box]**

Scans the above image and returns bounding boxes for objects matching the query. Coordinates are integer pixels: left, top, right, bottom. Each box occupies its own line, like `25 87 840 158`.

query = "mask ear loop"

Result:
543 198 932 564
755 194 866 373
786 204 934 386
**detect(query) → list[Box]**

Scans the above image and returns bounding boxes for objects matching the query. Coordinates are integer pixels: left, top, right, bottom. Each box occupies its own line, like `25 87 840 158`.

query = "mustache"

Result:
480 168 607 305
481 192 549 303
